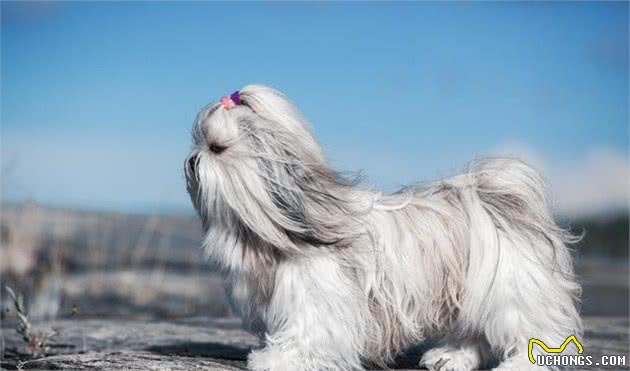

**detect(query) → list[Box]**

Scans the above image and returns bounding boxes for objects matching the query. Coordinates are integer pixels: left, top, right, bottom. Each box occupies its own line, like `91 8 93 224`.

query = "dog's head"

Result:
185 85 359 254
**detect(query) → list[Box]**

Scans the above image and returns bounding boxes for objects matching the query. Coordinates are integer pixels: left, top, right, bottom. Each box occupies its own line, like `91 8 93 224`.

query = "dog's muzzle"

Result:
186 154 199 177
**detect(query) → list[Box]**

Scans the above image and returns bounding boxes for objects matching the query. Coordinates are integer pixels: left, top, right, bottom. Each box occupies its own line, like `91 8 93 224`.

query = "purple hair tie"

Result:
230 91 241 105
220 90 241 110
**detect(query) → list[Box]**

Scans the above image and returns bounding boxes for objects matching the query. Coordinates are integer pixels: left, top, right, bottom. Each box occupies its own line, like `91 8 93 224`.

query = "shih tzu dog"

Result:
185 85 581 371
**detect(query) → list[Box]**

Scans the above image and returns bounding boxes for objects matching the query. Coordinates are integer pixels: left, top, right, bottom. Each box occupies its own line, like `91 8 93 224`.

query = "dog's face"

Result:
185 85 356 254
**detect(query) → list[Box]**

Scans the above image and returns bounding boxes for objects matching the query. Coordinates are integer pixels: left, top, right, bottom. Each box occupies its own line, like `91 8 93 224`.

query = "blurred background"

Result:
1 2 628 324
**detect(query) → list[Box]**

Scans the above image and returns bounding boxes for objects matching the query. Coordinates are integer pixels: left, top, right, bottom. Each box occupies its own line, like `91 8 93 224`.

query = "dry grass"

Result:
4 286 57 357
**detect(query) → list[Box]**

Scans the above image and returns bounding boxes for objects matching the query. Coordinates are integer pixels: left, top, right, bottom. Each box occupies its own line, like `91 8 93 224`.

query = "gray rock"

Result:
2 317 628 370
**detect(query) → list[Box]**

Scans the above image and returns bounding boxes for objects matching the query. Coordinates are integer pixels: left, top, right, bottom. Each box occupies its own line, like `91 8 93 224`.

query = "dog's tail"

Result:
455 158 582 358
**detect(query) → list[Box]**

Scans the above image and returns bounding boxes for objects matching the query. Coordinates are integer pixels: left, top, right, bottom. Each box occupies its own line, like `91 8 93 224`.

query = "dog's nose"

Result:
187 154 198 175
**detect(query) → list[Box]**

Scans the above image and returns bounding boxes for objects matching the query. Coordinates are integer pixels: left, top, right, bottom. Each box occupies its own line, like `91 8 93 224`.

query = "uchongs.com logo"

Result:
528 335 628 368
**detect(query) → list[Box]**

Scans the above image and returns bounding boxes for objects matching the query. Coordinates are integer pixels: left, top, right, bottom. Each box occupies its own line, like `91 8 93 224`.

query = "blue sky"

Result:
1 2 628 215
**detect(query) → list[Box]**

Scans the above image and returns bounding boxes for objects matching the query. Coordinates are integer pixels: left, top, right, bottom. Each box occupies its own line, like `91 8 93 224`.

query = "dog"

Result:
185 85 581 371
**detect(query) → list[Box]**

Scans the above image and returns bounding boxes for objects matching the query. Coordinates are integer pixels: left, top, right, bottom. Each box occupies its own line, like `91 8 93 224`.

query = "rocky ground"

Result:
1 316 628 370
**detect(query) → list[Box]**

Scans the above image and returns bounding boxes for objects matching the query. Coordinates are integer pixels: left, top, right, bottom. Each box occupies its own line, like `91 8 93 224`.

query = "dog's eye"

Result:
209 143 227 154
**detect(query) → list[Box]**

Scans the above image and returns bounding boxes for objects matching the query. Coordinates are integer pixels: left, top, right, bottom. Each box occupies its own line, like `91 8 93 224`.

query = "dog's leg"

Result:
247 255 367 371
420 339 484 371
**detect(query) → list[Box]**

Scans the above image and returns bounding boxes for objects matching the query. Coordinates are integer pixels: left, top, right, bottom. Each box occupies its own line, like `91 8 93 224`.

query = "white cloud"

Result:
493 141 629 218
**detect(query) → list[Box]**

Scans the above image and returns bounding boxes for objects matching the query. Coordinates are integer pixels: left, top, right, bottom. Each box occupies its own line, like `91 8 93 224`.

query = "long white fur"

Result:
185 85 582 371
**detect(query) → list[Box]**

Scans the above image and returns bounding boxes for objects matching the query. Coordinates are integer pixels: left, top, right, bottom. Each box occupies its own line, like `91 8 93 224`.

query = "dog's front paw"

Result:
247 348 297 371
420 345 480 371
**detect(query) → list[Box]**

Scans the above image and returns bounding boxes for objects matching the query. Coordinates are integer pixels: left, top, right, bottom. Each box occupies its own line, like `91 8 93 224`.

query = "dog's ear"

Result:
267 161 328 246
263 156 360 247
